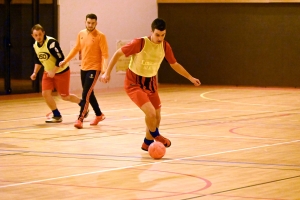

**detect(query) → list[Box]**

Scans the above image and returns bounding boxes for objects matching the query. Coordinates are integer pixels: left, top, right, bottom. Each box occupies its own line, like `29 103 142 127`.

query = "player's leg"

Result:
125 86 171 150
55 70 81 104
141 101 157 133
145 107 161 140
42 73 62 123
81 70 105 125
54 70 90 119
141 92 171 150
124 69 170 150
125 82 154 150
75 70 103 128
74 70 89 128
140 102 171 150
89 89 106 125
42 90 58 110
55 70 90 118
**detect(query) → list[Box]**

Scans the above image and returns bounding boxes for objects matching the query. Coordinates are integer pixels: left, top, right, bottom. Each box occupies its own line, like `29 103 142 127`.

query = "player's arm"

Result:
101 38 141 83
46 39 65 78
101 48 124 83
170 62 201 86
48 39 64 74
59 33 81 67
30 50 42 80
101 57 108 74
99 34 109 74
31 64 42 80
165 41 201 86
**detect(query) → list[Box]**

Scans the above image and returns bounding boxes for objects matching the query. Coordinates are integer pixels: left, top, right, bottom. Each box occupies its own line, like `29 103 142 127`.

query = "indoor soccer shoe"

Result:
90 113 105 125
154 135 171 148
141 142 149 151
74 120 83 129
45 116 62 123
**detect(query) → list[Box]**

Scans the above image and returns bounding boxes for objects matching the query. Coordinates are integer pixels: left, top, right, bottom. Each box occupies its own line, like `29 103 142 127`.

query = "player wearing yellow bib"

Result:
30 24 88 123
101 18 201 151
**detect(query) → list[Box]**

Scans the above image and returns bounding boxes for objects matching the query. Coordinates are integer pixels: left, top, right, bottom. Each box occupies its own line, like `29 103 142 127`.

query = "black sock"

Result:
149 128 160 138
144 138 154 145
52 109 61 117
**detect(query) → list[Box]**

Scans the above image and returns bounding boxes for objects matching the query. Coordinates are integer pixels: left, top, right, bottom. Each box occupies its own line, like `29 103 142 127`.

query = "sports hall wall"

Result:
157 2 300 87
59 0 157 91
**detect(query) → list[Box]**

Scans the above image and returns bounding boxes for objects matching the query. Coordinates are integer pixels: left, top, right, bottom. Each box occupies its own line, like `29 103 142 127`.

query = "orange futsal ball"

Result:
148 142 166 159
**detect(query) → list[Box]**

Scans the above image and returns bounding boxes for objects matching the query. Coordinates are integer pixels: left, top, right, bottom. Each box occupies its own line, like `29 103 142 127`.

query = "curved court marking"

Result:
200 89 291 107
0 169 212 199
0 139 299 189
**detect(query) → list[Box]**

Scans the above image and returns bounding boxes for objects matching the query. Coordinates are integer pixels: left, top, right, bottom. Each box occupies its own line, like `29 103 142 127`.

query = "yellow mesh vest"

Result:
33 36 67 73
128 37 165 77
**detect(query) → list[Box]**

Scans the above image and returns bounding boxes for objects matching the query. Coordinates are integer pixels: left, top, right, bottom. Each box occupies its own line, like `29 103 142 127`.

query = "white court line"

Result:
109 109 218 122
0 127 77 135
0 109 218 135
169 133 288 141
0 139 299 189
163 106 271 112
0 109 218 124
0 108 140 123
164 106 300 116
0 128 54 135
200 89 292 107
33 128 287 142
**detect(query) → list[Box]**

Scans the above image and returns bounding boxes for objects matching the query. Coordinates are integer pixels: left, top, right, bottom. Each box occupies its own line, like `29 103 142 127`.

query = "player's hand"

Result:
190 77 201 86
59 60 65 67
30 72 37 80
100 72 110 83
47 70 55 78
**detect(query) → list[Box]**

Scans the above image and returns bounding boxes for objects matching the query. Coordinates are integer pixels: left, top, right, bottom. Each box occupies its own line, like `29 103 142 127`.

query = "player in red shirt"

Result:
101 18 201 151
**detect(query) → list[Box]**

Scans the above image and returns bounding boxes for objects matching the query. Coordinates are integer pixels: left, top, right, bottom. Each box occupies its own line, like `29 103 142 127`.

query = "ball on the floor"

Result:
148 141 166 159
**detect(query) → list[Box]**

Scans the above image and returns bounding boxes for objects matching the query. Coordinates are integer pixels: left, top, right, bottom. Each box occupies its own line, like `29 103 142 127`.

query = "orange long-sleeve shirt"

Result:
65 29 109 71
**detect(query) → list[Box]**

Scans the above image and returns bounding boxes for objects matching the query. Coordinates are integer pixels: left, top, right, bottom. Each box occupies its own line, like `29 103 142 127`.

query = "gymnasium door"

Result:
0 0 57 95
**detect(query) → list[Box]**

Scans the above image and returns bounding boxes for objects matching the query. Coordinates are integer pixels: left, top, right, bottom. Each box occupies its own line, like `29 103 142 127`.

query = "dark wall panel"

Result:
0 2 55 94
0 5 4 77
158 3 300 87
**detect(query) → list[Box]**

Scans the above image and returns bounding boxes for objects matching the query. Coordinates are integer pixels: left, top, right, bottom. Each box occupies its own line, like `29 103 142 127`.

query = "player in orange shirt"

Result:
101 18 200 151
60 13 109 129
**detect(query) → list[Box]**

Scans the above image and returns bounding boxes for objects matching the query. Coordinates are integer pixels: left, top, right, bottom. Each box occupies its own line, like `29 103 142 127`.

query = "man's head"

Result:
31 24 45 45
151 18 166 44
85 13 97 32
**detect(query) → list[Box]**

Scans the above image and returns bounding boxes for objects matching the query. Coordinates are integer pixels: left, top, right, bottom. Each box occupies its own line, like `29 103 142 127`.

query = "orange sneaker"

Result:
90 113 105 125
154 135 171 148
74 120 83 129
141 142 149 151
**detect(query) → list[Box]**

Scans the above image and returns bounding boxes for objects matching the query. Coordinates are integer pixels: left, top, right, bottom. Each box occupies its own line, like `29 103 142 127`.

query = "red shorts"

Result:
124 69 161 109
42 69 70 97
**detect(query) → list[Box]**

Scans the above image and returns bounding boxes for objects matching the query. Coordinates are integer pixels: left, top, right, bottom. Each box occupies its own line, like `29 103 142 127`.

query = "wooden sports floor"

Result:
0 85 299 200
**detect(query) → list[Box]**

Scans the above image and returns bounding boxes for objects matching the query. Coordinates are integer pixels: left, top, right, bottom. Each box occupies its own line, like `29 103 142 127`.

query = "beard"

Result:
86 26 95 32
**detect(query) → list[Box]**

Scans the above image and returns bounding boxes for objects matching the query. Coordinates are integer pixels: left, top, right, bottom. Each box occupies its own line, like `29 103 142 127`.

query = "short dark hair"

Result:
31 24 44 34
86 13 97 21
151 18 166 31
